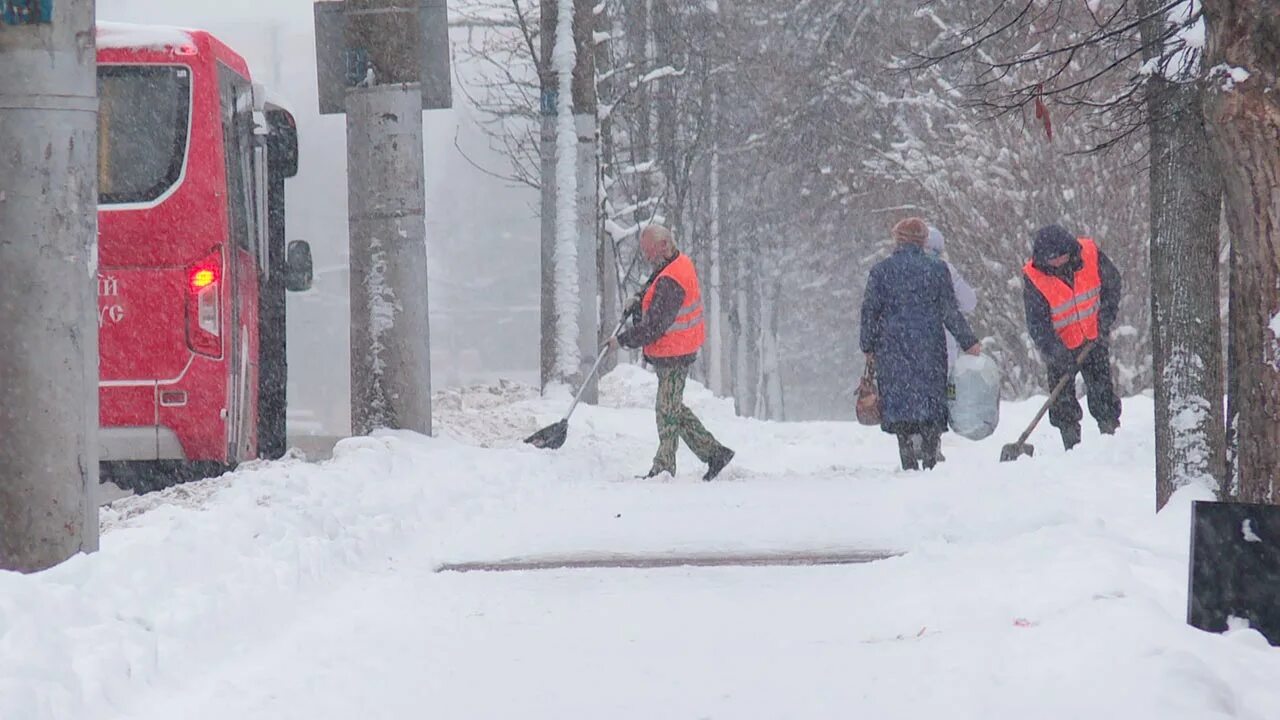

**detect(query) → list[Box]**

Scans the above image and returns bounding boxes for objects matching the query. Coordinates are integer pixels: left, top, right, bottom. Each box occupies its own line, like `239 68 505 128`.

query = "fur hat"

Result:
892 217 929 246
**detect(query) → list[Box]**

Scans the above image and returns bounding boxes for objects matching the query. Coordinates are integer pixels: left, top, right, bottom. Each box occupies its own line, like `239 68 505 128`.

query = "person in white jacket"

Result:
926 226 978 462
927 226 978 368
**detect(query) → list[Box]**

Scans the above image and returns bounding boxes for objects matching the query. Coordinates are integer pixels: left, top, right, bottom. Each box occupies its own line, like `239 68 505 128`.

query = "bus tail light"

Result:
186 250 222 357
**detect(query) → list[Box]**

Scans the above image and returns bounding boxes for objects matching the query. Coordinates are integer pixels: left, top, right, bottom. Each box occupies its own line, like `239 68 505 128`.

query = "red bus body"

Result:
96 23 305 485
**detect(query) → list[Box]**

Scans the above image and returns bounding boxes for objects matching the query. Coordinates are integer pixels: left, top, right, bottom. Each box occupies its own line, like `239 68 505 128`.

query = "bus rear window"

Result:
98 65 191 205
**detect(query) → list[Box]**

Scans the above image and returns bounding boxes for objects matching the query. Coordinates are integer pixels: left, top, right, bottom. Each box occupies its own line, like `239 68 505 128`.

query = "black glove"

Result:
623 293 643 321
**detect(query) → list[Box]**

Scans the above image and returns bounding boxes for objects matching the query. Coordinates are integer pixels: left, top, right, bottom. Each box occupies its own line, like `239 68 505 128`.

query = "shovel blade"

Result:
1000 442 1034 462
524 419 568 450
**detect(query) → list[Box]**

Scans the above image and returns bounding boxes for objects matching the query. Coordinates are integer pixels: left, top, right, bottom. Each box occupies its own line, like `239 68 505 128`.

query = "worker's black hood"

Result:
1031 224 1081 274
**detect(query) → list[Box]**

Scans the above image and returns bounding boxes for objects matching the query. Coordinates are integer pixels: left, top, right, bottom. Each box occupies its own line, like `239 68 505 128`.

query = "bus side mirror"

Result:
285 240 313 292
266 109 299 179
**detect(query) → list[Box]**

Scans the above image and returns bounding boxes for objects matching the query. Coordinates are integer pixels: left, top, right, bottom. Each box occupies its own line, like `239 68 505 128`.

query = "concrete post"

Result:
345 0 432 436
346 84 432 436
0 0 101 571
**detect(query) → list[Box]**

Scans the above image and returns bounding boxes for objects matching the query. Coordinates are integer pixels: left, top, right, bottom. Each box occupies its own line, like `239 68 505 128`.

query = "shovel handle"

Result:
1012 343 1096 446
562 313 632 421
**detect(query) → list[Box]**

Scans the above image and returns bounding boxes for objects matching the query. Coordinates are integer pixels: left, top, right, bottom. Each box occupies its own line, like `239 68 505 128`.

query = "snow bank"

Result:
431 378 545 447
0 435 471 720
3 365 1279 719
597 361 726 414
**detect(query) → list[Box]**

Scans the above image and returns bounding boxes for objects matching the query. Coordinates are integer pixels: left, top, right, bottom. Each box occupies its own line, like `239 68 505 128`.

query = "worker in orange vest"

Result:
1023 224 1123 450
606 224 735 481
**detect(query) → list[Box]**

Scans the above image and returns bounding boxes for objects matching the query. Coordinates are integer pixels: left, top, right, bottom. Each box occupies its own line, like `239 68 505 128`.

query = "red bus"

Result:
96 23 312 490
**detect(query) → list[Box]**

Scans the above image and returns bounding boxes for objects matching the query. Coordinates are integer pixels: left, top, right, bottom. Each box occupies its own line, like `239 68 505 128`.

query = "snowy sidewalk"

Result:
3 367 1279 719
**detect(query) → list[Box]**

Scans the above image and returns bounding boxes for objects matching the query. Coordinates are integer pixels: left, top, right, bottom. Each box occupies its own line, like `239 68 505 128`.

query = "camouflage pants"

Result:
650 364 725 474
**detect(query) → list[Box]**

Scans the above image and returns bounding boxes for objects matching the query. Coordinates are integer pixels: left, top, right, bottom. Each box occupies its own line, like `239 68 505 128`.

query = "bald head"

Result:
639 224 677 265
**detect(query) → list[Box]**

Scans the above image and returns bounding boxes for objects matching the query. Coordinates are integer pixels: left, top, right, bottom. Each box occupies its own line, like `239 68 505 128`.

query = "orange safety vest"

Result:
642 253 706 358
1023 237 1103 350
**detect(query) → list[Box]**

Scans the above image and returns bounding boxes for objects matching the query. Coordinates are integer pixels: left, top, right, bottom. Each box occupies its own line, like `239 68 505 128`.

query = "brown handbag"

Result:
856 359 882 426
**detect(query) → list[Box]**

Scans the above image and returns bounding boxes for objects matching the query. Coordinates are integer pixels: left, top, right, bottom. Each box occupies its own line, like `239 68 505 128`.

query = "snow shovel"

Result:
999 343 1096 462
524 311 634 450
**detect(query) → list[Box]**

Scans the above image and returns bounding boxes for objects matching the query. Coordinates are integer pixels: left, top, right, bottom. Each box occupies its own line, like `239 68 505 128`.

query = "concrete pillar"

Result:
0 0 101 571
346 84 432 436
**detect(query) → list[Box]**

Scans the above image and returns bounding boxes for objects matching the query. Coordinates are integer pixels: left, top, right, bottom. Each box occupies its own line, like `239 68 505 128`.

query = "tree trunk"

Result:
651 0 680 234
555 0 582 382
626 0 653 210
721 207 741 403
1202 0 1280 504
539 0 558 389
759 280 785 420
733 234 757 416
737 228 761 417
1226 212 1241 495
1141 1 1227 511
1148 84 1226 509
572 0 599 401
596 1 620 375
706 119 725 395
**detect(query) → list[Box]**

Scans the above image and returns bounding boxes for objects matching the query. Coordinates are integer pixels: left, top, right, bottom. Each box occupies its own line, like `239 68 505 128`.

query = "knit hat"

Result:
926 226 945 255
892 217 929 246
1031 224 1079 266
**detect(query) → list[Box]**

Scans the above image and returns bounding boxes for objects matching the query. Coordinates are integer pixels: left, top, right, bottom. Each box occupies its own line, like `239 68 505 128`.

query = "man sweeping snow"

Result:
1022 224 1123 450
606 225 735 481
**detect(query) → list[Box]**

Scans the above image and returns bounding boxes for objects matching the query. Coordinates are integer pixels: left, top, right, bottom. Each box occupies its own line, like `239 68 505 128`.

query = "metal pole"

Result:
345 0 432 435
0 0 101 571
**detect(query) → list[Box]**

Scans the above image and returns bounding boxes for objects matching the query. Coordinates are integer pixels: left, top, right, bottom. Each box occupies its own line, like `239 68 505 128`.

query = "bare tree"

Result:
453 0 543 187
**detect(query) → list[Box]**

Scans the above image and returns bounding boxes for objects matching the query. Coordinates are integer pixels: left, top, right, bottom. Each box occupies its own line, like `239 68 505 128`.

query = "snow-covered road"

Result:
4 367 1279 719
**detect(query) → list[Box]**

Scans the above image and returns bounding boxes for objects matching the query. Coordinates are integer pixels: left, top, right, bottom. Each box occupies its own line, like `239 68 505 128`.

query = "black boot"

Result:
916 434 945 462
897 434 919 471
1098 418 1119 435
919 431 942 470
1061 423 1082 451
703 447 735 481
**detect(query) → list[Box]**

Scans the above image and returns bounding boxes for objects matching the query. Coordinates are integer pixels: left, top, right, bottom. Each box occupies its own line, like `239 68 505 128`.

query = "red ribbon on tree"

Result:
1033 85 1054 142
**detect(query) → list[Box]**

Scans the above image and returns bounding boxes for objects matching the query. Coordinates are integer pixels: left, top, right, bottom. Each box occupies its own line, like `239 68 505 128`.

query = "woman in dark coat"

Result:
860 217 980 470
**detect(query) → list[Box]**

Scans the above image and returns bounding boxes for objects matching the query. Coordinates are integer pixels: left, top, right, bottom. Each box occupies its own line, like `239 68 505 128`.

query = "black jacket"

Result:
1022 228 1122 370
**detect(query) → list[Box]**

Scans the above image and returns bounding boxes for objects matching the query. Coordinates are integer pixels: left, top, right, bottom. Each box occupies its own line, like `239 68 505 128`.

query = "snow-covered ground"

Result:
3 365 1278 719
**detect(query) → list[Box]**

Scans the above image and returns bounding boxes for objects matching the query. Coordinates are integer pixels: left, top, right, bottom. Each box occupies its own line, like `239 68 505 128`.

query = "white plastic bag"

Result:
949 353 1001 440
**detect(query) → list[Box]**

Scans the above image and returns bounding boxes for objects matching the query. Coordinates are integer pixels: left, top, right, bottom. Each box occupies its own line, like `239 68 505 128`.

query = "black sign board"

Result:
313 0 452 116
1188 500 1280 645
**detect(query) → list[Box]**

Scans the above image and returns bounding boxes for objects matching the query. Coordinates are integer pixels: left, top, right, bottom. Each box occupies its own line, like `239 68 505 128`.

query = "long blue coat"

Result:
860 244 979 432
